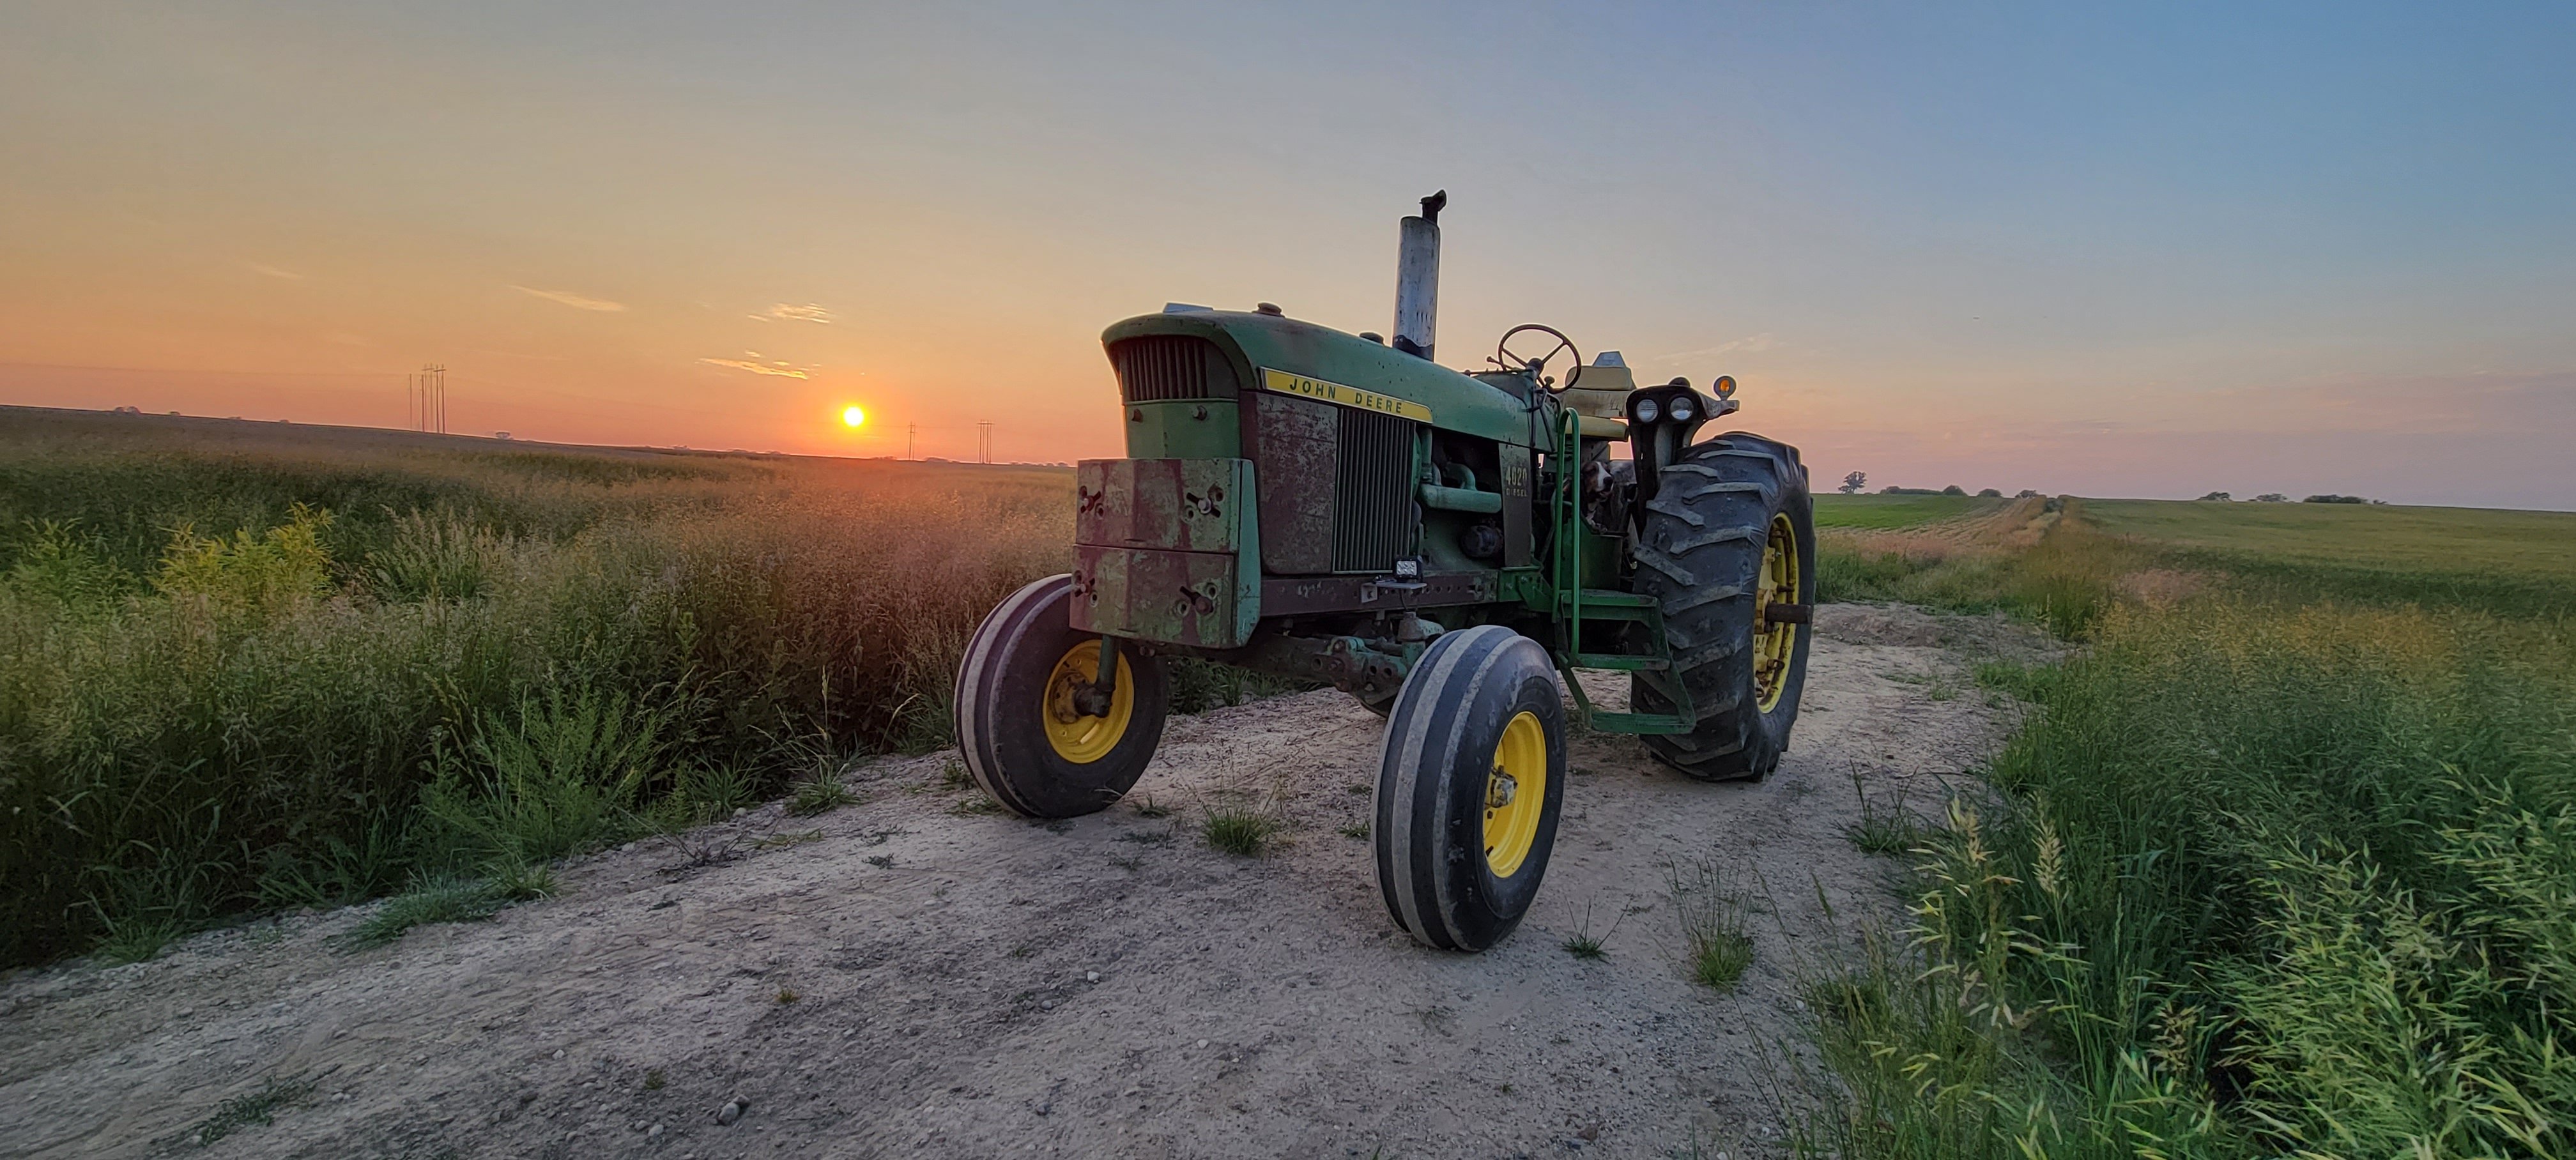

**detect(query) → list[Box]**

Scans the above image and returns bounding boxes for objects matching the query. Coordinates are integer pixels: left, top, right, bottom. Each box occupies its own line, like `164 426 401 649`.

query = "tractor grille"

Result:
1110 336 1239 402
1331 406 1416 572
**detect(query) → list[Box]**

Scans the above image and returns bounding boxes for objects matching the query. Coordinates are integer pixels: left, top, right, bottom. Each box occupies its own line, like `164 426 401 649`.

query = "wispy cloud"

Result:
751 303 835 324
699 357 808 379
512 286 627 312
1660 333 1776 361
248 263 306 280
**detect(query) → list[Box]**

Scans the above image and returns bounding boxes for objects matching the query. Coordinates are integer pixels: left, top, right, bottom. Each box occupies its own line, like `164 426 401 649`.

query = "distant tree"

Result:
1840 471 1867 494
1977 487 2002 498
2016 489 2041 498
1940 484 1967 496
1880 485 1901 494
2199 491 2231 501
2303 494 2368 504
2254 493 2288 503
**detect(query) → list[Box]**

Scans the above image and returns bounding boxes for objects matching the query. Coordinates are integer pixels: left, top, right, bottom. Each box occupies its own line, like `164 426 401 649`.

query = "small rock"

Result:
1195 1039 1209 1049
177 1008 194 1018
1039 1000 1055 1010
1085 972 1100 983
331 1092 348 1102
648 1124 664 1140
716 1096 747 1126
553 1048 566 1059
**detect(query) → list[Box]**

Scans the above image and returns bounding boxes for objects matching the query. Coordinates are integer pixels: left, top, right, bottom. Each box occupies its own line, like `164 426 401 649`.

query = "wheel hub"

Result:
1481 711 1548 878
1040 643 1134 763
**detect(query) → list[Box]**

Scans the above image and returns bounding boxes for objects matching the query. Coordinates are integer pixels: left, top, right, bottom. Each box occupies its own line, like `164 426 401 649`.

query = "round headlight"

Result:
1669 397 1696 422
1632 397 1661 424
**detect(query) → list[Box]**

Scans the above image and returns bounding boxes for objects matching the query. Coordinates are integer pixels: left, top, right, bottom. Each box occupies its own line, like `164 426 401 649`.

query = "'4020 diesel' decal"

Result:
1258 369 1432 423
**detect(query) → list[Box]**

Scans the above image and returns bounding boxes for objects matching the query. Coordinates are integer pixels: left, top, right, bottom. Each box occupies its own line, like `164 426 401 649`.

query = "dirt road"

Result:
0 605 2041 1159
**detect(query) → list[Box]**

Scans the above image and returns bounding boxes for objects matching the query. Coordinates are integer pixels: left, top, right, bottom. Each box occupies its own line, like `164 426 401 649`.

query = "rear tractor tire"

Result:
1629 432 1816 782
1374 625 1567 952
954 574 1170 818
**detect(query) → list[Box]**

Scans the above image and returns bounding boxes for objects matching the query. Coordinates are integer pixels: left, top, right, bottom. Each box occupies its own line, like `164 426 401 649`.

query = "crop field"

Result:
1812 492 2008 529
2083 496 2576 576
1796 494 2576 1159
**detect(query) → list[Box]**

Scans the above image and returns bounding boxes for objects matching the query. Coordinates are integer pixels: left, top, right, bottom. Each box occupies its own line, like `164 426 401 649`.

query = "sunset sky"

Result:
4 3 2572 507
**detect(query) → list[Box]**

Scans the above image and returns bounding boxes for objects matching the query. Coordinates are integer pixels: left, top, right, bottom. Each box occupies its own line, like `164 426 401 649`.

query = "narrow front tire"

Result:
954 575 1169 818
1374 625 1567 952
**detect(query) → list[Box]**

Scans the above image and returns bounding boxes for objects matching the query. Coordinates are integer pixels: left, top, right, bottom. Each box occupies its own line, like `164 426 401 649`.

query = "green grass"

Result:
786 774 859 816
1796 496 2576 1160
193 1074 315 1146
1201 804 1282 856
2086 497 2576 620
2082 496 2576 578
340 865 553 949
1843 774 1926 857
1671 860 1754 991
1814 493 2008 530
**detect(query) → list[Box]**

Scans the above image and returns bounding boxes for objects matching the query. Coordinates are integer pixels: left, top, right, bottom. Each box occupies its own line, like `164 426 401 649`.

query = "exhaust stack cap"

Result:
1393 190 1446 362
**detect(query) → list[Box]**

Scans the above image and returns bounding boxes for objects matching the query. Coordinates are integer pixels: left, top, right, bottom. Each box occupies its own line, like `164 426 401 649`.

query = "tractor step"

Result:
1568 652 1669 671
1579 710 1693 734
1563 589 1659 620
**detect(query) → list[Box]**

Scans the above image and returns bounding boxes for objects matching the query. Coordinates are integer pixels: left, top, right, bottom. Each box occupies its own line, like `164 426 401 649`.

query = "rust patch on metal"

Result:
1075 459 1240 553
1246 392 1337 574
1070 546 1242 648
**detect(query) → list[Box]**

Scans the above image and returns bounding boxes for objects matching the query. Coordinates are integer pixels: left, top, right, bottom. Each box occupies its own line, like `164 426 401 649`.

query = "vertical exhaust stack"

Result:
1392 190 1446 361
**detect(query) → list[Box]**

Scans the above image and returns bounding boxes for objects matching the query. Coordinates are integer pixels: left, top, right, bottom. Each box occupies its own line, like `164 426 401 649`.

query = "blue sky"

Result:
3 2 2571 505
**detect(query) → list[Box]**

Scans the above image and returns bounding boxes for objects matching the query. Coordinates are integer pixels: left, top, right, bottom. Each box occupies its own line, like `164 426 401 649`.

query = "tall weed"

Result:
0 416 1077 964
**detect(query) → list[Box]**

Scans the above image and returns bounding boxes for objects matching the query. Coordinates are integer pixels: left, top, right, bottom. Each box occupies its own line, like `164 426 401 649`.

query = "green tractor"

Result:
956 192 1814 952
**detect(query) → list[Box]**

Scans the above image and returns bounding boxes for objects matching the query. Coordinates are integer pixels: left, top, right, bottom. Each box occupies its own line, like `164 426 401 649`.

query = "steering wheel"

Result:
1492 324 1584 391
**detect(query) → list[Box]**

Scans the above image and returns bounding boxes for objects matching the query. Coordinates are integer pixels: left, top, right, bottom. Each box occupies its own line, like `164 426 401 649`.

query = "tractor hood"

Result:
1102 310 1532 446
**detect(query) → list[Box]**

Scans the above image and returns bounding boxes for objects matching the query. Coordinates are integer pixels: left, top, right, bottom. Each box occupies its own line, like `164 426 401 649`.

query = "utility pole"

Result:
409 364 446 433
907 422 916 461
977 421 992 464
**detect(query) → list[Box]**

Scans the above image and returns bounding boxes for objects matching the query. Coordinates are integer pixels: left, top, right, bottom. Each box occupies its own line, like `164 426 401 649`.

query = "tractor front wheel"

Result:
954 575 1169 818
1374 625 1567 952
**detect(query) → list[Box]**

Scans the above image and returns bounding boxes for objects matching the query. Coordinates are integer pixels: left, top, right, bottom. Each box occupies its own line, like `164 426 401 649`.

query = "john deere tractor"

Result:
956 192 1814 952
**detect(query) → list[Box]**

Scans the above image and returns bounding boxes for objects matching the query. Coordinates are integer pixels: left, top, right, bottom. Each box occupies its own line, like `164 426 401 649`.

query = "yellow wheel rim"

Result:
1753 512 1802 712
1041 642 1134 764
1482 710 1549 878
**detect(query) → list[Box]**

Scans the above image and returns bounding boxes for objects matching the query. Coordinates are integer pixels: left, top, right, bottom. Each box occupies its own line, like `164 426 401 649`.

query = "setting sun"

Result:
841 406 866 429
